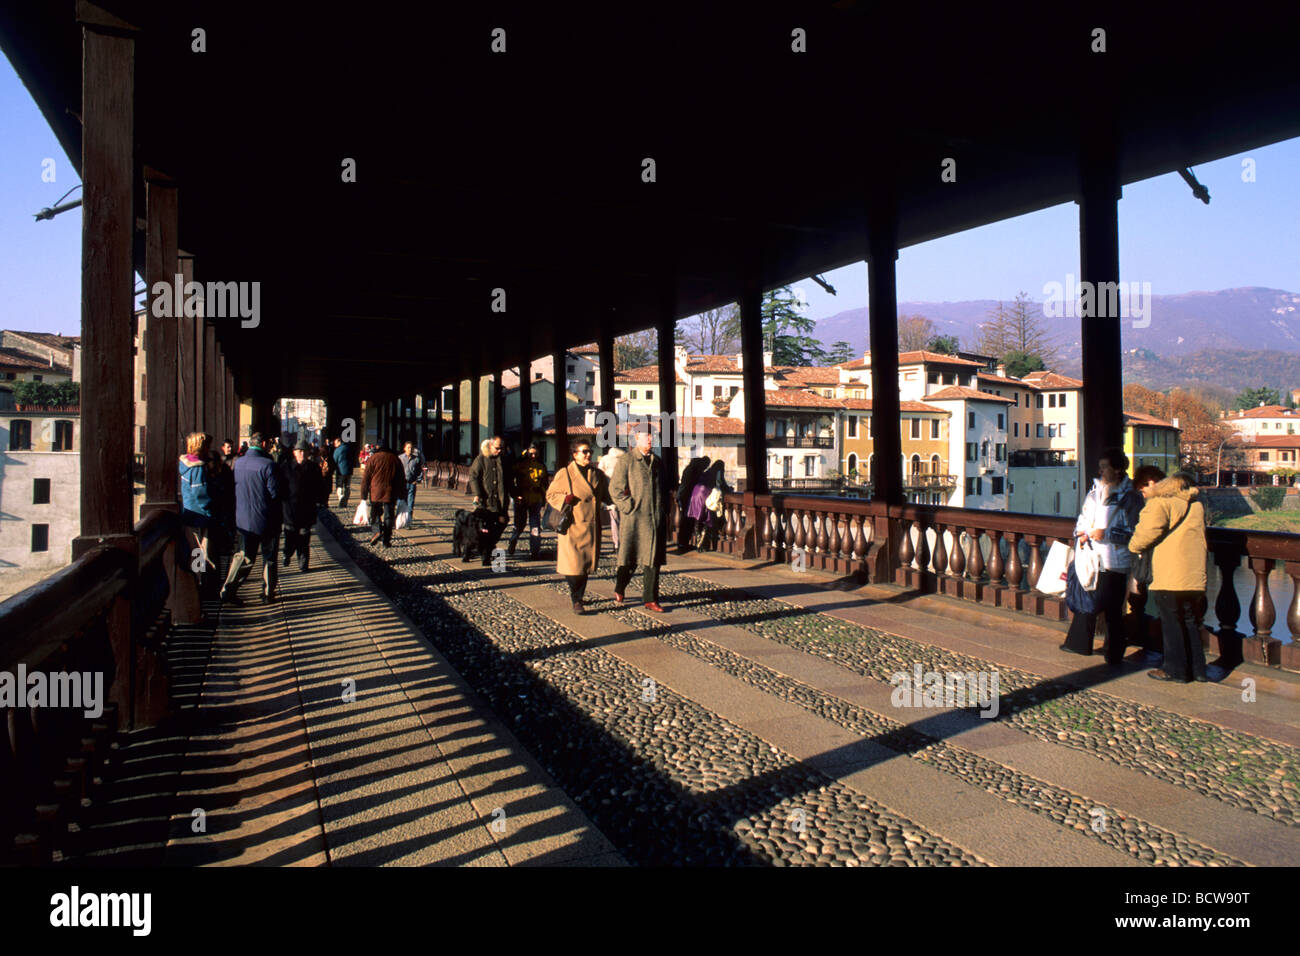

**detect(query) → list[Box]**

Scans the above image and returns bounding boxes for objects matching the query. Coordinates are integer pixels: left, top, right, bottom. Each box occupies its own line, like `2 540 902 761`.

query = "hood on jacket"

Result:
1090 475 1134 499
179 453 204 466
1146 476 1200 501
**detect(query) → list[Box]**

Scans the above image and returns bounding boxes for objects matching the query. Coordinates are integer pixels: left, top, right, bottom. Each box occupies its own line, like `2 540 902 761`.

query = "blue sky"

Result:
3 48 1298 339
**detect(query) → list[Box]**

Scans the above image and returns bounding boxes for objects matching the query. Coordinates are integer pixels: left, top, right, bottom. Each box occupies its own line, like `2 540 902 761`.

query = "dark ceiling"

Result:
4 1 1300 400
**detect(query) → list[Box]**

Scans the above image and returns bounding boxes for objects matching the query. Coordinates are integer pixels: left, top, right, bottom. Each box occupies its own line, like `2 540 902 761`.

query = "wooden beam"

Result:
738 277 767 495
867 205 903 508
142 173 178 512
552 352 568 468
1078 145 1124 483
656 287 679 492
177 255 196 448
598 321 615 422
204 322 218 439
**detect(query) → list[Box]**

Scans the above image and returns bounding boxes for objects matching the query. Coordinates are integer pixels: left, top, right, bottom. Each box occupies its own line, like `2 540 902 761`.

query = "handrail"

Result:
136 508 180 568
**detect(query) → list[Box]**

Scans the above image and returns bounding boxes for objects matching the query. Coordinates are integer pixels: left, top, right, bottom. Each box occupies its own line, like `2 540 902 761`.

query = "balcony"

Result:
768 477 841 492
904 471 957 490
766 434 834 448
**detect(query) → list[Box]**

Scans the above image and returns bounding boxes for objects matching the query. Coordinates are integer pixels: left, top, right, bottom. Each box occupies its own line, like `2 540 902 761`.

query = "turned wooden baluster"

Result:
817 510 831 554
851 515 867 562
914 518 930 574
898 518 914 569
966 527 984 581
794 509 807 552
1026 534 1043 590
949 528 966 579
1005 531 1024 590
1248 557 1276 639
828 511 842 559
986 529 1004 586
1214 548 1243 634
728 502 739 542
762 506 773 555
1287 561 1300 644
932 522 948 579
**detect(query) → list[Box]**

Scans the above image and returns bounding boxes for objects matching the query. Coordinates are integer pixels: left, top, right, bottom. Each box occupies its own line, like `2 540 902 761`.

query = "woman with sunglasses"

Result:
545 440 612 614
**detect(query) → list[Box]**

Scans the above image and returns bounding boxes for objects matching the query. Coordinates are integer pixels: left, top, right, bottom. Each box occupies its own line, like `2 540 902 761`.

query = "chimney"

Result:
762 350 773 367
583 404 598 429
995 362 1007 378
735 351 743 370
1171 417 1180 429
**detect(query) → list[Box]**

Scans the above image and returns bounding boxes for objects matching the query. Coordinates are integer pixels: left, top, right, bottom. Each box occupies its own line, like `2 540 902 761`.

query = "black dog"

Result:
452 508 500 563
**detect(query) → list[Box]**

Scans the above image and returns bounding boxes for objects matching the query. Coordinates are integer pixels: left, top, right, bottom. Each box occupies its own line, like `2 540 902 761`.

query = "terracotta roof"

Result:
570 342 600 354
763 388 846 408
1020 370 1083 389
542 416 746 438
4 331 80 350
1224 404 1300 419
614 364 687 385
775 366 841 385
682 354 740 373
1123 410 1178 429
839 398 946 413
1240 435 1300 448
923 385 1016 403
976 371 1031 387
0 347 71 375
836 350 986 371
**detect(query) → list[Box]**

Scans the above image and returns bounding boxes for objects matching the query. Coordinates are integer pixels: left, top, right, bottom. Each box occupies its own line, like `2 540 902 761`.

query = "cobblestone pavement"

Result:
328 495 1300 864
320 508 985 866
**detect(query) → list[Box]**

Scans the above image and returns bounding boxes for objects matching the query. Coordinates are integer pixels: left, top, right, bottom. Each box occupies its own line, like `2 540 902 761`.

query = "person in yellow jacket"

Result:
508 443 549 558
1127 472 1218 683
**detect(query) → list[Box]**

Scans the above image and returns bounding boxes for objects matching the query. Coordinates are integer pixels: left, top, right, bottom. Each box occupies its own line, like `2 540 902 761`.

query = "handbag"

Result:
1131 501 1191 586
1065 558 1098 615
1073 538 1100 591
705 487 723 514
543 467 576 535
1035 540 1071 597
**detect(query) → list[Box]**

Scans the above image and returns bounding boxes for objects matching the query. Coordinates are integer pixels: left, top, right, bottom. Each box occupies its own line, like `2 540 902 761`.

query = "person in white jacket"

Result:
597 444 627 552
1060 447 1144 665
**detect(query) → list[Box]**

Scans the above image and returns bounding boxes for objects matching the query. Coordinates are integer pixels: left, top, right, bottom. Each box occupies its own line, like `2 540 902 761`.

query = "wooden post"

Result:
203 323 218 440
738 276 767 495
470 378 482 456
598 323 615 422
450 378 462 461
552 352 568 468
867 201 903 585
656 291 679 496
520 362 533 449
177 255 196 444
225 361 236 444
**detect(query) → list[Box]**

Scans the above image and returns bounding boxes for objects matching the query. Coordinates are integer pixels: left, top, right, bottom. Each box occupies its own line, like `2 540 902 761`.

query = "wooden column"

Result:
1078 143 1124 481
470 378 482 456
450 378 462 461
738 276 768 495
225 361 236 443
520 362 533 449
434 387 444 458
598 322 615 419
141 171 178 513
203 323 217 439
552 352 568 468
656 292 679 494
74 5 137 559
177 256 196 443
492 372 505 448
867 212 902 507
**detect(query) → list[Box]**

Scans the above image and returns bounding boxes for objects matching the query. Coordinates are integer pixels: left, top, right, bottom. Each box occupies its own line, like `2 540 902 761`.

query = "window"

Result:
910 454 921 475
847 415 857 438
966 442 978 462
714 385 723 398
645 389 654 400
1058 393 1067 407
847 452 858 474
931 454 941 473
824 389 834 398
53 420 73 451
140 373 146 401
1261 451 1271 461
910 418 920 439
867 416 873 438
630 389 638 400
804 456 816 477
1048 424 1057 438
1036 424 1044 438
1054 491 1061 513
613 389 622 398
1014 422 1019 437
997 413 1004 429
930 419 939 439
1036 393 1044 408
968 411 975 429
1009 482 1015 494
991 476 1004 495
1048 394 1057 408
965 477 976 496
534 372 543 380
783 457 793 478
981 440 989 459
730 386 738 397
694 384 702 400
1058 424 1068 438
567 363 575 374
9 419 31 450
996 443 1006 462
1014 393 1020 406
1137 429 1143 448
976 477 983 496
31 524 48 552
32 375 42 383
33 478 50 504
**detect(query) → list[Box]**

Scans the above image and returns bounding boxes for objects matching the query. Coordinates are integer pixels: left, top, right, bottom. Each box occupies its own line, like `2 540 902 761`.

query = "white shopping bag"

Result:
1073 539 1100 591
352 500 371 526
395 500 411 529
1036 541 1071 597
335 486 344 505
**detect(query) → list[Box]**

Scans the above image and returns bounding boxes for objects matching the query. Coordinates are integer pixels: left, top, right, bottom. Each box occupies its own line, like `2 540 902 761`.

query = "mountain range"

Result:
813 287 1300 397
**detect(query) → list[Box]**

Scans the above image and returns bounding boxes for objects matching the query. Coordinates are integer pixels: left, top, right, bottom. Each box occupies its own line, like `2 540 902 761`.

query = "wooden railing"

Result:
708 492 1300 672
0 508 180 863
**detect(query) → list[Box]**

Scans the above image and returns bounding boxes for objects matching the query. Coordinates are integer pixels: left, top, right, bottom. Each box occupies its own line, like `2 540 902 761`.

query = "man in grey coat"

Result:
611 428 667 611
467 435 512 566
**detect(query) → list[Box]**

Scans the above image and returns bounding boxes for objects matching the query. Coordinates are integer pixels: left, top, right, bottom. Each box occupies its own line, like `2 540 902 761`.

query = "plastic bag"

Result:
1073 539 1100 591
395 500 410 530
1036 541 1071 597
1065 560 1098 615
352 500 371 526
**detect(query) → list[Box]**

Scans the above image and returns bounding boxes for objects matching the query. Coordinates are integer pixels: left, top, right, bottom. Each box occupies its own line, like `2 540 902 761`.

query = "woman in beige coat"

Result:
546 439 611 614
1128 472 1210 682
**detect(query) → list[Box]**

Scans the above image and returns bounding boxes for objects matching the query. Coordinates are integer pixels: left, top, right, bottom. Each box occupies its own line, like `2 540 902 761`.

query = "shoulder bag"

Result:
1130 500 1191 587
543 466 576 535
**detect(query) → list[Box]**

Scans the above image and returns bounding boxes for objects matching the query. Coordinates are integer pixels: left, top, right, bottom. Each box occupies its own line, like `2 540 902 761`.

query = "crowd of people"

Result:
1058 446 1223 684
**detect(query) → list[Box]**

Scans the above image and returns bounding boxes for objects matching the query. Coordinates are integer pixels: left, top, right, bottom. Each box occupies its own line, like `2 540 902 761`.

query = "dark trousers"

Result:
1154 590 1208 681
1063 569 1129 664
371 500 396 545
481 510 508 564
221 528 278 600
509 501 543 556
615 564 659 603
566 574 588 603
284 526 312 570
336 472 351 509
676 513 696 550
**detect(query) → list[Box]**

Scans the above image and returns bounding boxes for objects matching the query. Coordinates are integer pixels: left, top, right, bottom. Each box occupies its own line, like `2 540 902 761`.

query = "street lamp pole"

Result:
1216 437 1229 487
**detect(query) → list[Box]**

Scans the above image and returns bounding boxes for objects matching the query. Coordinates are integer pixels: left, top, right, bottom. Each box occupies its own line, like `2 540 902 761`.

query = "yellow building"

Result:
839 398 954 503
1123 410 1180 474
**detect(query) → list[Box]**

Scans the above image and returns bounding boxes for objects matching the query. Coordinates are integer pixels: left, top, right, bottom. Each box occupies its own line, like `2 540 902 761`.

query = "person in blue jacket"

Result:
219 432 282 605
179 431 216 585
332 437 353 509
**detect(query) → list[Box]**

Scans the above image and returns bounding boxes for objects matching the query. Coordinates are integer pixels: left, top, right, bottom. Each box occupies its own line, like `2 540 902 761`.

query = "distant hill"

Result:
814 287 1300 395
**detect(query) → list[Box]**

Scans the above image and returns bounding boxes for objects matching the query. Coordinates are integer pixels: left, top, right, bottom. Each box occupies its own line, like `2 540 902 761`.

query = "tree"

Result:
1234 385 1281 410
975 291 1058 369
676 304 741 356
825 340 855 365
761 286 826 366
927 334 960 355
1003 351 1045 379
898 314 937 351
614 329 657 372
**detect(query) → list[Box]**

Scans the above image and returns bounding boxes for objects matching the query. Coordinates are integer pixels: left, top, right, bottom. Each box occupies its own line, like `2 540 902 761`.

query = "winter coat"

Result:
1074 476 1142 572
597 446 625 480
281 458 327 529
677 456 710 509
546 462 611 575
514 457 549 507
399 450 425 485
178 454 214 528
1128 477 1208 592
687 481 710 522
611 447 666 568
333 443 352 477
468 453 510 514
361 449 405 504
233 446 281 536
